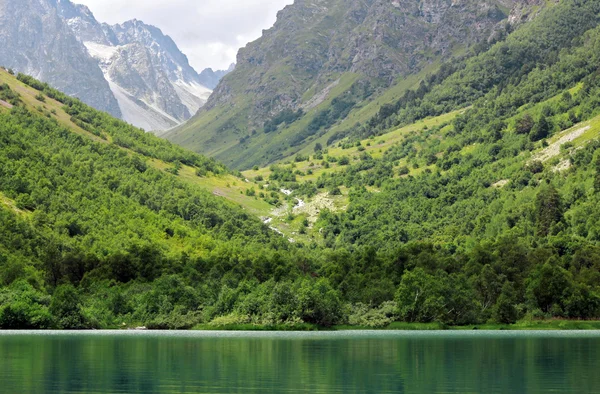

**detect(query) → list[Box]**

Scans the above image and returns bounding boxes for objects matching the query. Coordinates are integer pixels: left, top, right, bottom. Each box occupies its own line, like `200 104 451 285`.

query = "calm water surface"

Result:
0 330 599 393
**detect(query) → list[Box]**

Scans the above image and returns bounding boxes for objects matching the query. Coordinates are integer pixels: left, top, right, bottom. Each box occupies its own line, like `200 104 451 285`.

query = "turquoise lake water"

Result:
0 330 599 393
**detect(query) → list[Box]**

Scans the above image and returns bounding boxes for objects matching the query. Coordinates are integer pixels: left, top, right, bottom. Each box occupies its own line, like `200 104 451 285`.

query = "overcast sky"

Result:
76 0 293 71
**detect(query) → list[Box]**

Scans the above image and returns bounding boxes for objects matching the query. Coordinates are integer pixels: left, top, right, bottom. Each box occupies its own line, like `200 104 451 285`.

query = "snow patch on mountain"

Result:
59 2 231 132
107 78 177 132
83 35 211 132
83 41 118 62
174 80 212 114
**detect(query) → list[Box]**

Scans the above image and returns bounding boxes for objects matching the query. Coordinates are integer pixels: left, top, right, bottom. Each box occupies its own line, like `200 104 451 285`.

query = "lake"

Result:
0 330 599 393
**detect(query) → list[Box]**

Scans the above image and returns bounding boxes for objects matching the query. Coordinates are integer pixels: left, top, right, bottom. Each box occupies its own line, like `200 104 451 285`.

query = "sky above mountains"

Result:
76 0 293 71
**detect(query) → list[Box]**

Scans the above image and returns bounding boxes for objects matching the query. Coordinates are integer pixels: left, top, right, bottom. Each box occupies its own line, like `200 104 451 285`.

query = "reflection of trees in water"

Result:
0 334 599 393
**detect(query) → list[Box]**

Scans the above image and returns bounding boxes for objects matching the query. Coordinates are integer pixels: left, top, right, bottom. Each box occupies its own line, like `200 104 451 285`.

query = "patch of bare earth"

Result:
532 126 590 163
492 179 509 188
293 192 340 223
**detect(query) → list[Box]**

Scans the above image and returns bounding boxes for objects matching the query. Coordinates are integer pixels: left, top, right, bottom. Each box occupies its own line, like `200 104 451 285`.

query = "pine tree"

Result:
535 184 563 236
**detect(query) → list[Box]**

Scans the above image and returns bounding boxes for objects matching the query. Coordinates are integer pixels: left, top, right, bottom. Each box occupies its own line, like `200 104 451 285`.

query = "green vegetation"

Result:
4 0 600 331
166 0 505 170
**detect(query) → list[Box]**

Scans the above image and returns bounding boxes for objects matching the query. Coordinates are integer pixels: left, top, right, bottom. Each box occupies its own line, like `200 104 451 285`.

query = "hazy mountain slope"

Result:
0 0 121 117
166 0 521 169
199 64 235 90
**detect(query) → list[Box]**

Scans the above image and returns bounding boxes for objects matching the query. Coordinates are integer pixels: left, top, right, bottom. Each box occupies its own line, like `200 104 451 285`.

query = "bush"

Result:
338 156 350 165
0 281 52 329
50 284 90 329
348 301 396 328
296 279 344 327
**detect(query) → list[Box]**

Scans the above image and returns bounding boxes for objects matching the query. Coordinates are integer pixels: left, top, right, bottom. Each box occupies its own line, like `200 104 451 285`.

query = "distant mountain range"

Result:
0 0 233 131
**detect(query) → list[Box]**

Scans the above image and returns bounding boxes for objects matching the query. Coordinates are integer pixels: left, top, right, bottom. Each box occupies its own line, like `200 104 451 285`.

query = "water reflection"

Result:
0 331 599 393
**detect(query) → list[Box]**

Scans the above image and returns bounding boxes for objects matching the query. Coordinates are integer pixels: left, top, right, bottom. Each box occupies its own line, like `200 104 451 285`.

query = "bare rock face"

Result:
0 0 121 117
204 0 513 120
507 0 554 25
61 10 215 132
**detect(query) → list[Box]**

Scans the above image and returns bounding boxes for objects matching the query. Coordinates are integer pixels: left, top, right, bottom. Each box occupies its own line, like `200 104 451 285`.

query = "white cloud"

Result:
75 0 293 71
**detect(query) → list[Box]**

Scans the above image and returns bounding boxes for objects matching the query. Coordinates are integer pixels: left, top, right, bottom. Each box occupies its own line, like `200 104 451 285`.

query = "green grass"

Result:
453 320 600 330
242 108 465 183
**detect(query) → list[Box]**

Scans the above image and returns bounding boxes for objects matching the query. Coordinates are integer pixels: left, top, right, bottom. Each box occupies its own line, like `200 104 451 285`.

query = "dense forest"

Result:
2 0 600 330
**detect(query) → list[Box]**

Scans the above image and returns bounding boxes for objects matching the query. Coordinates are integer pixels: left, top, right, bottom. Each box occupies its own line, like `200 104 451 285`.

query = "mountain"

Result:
0 0 121 117
0 69 304 329
199 64 235 90
0 0 226 132
57 2 213 132
166 0 524 169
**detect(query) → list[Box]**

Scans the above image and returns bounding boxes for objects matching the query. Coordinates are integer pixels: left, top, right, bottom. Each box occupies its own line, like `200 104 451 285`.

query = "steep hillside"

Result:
166 0 525 169
237 0 600 324
0 69 323 329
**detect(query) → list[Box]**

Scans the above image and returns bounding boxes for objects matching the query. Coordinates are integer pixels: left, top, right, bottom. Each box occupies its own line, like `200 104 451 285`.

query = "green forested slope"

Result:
242 0 600 325
3 0 600 330
0 70 328 329
166 0 516 169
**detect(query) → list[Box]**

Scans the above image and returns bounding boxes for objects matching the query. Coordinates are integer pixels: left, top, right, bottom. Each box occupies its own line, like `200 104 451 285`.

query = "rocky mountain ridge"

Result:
0 0 232 131
58 2 219 132
0 0 121 117
167 0 542 169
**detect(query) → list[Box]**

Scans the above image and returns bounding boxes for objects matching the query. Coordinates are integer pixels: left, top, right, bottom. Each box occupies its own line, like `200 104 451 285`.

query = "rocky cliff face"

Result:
0 0 231 132
167 0 526 168
0 0 121 117
210 0 510 115
60 6 215 132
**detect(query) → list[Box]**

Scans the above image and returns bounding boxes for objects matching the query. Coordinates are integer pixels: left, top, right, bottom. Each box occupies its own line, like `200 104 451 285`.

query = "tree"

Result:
296 278 343 327
526 258 573 314
395 268 446 323
492 282 519 324
529 115 552 141
50 284 89 329
0 281 53 329
474 265 503 313
314 143 323 153
535 184 563 236
594 152 600 194
515 114 534 135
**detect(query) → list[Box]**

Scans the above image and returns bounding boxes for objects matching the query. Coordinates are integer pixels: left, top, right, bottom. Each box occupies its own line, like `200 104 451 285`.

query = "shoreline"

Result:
190 320 600 331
